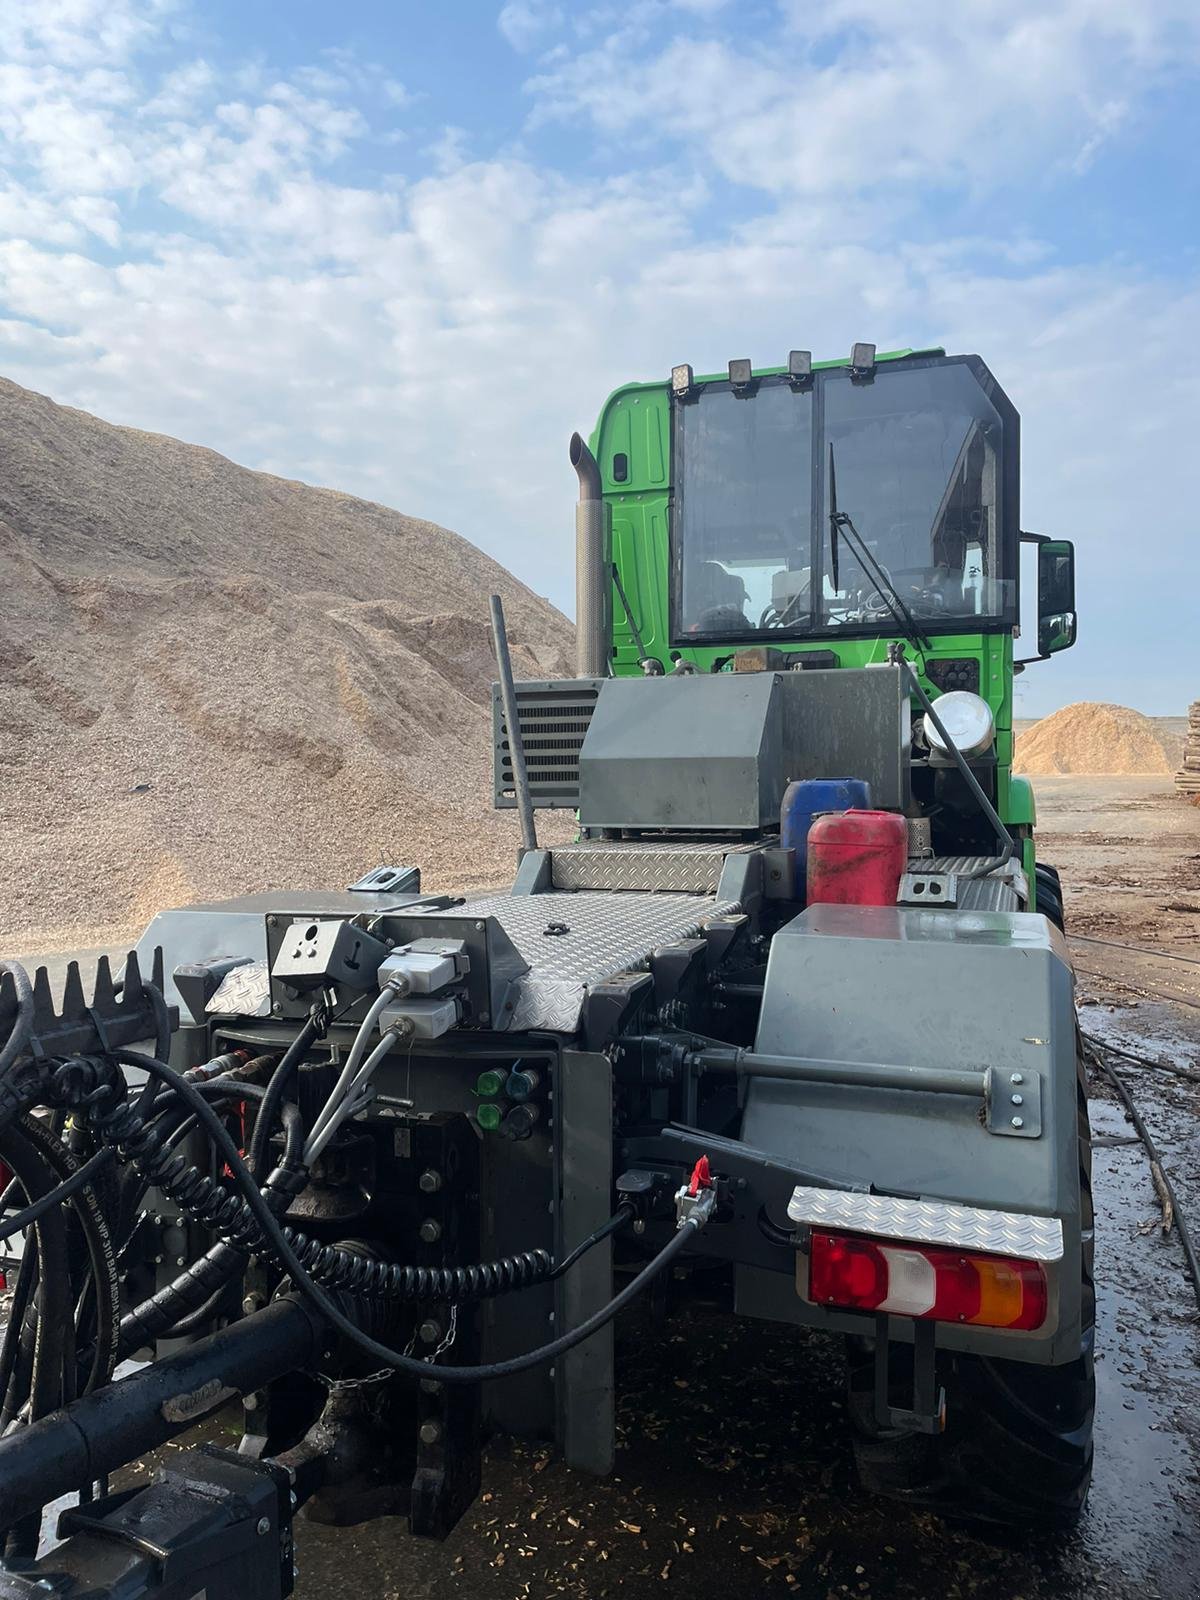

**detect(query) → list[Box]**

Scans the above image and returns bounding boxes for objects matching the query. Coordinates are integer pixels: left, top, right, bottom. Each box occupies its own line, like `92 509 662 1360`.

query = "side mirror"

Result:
1018 533 1077 664
1037 539 1076 655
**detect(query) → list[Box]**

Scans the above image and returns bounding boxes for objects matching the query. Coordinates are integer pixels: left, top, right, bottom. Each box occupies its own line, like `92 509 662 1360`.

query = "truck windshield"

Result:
674 360 1013 642
675 382 813 636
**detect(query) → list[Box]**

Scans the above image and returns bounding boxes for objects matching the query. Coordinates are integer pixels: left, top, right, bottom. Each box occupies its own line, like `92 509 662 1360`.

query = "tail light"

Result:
808 1230 1048 1331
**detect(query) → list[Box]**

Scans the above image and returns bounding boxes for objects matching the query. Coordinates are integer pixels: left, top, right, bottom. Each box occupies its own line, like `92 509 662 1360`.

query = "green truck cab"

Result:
588 345 1077 902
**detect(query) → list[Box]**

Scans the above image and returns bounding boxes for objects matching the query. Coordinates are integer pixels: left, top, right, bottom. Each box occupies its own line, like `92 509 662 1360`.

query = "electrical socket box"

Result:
271 918 390 992
378 994 460 1040
378 941 466 996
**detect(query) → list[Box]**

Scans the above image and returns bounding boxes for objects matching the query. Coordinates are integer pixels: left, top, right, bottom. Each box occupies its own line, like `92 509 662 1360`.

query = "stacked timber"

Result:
1176 702 1200 795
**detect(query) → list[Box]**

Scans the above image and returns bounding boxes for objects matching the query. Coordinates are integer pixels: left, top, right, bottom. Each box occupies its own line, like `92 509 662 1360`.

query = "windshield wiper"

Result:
828 444 931 654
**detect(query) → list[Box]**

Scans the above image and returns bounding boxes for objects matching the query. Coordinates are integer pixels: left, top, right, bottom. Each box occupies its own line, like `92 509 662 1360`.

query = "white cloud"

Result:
5 0 166 69
498 2 564 53
143 58 215 118
524 0 1200 195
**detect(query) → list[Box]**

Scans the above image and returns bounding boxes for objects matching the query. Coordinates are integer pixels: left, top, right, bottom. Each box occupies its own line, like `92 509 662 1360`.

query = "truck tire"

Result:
1035 863 1065 932
845 1065 1094 1531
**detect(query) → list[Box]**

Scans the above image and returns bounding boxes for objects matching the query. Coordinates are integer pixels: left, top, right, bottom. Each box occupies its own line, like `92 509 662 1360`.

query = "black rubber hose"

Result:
113 1077 272 1263
0 1125 71 1422
94 1049 700 1385
0 1124 73 1559
0 960 34 1076
550 1204 634 1280
153 1275 243 1342
0 1232 36 1423
0 1146 114 1245
117 1100 307 1356
249 1016 322 1174
143 980 171 1072
11 1115 121 1399
111 1051 576 1304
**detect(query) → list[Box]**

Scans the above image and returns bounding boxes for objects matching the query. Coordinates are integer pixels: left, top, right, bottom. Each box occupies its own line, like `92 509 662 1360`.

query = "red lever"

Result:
688 1155 712 1197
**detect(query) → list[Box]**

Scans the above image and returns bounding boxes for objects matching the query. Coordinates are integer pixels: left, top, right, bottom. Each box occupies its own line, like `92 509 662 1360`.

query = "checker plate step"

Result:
786 1186 1064 1261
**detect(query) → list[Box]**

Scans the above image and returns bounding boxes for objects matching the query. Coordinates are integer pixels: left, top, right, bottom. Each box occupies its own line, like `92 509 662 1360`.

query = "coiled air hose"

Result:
32 1048 677 1386
90 1068 558 1310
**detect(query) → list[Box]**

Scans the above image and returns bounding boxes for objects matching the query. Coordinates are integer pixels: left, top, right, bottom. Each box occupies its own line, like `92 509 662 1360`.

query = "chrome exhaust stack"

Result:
570 432 611 679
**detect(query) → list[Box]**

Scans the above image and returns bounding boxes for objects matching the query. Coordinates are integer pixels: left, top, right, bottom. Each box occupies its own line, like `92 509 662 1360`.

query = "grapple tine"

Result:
62 960 86 1018
124 950 144 1003
32 963 54 1019
1 950 177 1064
93 954 115 1009
151 946 165 992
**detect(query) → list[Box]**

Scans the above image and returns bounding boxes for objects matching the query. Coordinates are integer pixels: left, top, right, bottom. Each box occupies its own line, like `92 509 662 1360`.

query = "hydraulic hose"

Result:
4 1115 120 1402
118 1102 306 1356
0 1146 114 1245
0 1122 74 1558
0 960 34 1076
0 1124 72 1424
252 1008 325 1173
57 1048 695 1386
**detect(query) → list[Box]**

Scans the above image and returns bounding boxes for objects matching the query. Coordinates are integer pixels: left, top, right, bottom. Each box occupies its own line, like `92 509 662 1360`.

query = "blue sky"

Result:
1 1 1198 715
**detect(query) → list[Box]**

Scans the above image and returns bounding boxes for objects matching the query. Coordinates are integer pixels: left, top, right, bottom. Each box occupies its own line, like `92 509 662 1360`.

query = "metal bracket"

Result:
984 1066 1043 1137
897 871 958 908
348 865 421 894
875 1315 945 1436
582 972 654 1053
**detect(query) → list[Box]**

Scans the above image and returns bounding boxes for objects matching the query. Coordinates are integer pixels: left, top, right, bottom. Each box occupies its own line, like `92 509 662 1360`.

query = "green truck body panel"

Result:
590 348 1044 849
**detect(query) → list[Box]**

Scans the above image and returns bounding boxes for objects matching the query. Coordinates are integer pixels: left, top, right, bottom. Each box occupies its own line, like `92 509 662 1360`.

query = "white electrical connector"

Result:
377 994 459 1040
302 940 467 1168
377 947 461 996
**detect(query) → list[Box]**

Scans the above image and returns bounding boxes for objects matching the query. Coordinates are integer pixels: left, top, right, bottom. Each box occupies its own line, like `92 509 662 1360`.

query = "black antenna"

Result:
828 443 840 592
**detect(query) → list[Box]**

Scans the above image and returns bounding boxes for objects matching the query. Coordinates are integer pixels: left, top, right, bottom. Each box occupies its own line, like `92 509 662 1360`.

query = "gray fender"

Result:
736 903 1084 1364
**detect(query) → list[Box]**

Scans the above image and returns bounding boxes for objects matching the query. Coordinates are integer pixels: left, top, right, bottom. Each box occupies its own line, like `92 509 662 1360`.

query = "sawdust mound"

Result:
1014 702 1173 776
0 377 575 953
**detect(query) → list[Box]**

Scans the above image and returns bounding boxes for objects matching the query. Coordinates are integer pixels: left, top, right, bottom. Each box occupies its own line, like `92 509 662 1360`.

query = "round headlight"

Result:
924 691 995 760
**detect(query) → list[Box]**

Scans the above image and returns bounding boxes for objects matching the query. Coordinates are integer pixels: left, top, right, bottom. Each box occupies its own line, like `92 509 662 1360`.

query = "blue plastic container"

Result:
780 778 872 880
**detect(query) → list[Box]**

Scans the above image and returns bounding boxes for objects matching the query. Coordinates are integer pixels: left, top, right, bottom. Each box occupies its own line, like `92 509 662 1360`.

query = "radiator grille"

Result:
493 679 603 809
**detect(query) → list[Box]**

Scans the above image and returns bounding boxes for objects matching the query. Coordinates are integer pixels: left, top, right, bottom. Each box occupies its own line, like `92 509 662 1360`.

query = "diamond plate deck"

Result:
451 891 739 1032
550 840 756 893
786 1185 1063 1261
905 855 1028 913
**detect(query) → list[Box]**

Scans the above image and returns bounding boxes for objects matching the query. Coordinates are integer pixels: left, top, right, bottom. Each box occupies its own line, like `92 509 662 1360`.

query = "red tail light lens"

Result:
808 1231 1048 1331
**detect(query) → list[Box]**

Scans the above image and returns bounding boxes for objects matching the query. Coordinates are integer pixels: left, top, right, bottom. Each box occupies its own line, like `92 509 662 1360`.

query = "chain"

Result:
402 1303 459 1363
427 1304 458 1361
314 1366 396 1394
319 1306 460 1392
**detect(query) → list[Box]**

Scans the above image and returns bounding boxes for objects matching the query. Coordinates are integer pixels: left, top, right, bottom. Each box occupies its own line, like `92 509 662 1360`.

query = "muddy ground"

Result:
9 777 1200 1598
